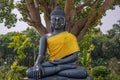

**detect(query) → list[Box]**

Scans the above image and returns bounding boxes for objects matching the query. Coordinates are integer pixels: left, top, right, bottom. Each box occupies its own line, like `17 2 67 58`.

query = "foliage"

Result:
0 0 17 28
11 60 18 70
1 0 119 41
93 76 105 80
92 66 110 78
0 29 41 79
0 32 18 59
0 66 6 79
24 27 40 64
0 28 40 67
90 58 107 67
8 32 30 59
107 71 120 80
0 71 4 80
1 0 119 29
91 34 107 59
92 71 120 80
6 66 27 80
25 27 40 55
0 64 10 80
108 57 119 74
78 28 100 67
91 21 120 64
6 32 30 79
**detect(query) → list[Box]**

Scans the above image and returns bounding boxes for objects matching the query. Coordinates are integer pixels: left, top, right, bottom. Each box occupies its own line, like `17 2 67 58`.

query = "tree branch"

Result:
64 0 76 21
76 0 93 12
101 0 115 13
71 18 87 36
77 0 115 41
77 0 101 41
49 0 59 10
39 0 51 31
25 0 40 25
34 0 39 8
25 0 48 36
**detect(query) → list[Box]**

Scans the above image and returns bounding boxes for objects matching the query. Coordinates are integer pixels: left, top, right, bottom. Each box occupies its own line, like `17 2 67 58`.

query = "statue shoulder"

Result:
46 33 53 39
67 32 76 38
40 35 48 41
46 33 52 37
41 33 52 40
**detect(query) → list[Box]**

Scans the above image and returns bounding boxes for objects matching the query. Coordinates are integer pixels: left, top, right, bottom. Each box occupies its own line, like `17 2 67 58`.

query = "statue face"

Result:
51 15 65 30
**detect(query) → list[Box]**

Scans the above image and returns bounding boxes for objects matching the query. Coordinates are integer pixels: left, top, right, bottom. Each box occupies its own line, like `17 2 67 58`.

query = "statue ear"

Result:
50 25 54 33
63 22 68 31
50 21 54 33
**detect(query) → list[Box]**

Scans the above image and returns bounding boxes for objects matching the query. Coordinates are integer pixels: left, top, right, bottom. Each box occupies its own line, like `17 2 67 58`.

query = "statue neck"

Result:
52 29 65 35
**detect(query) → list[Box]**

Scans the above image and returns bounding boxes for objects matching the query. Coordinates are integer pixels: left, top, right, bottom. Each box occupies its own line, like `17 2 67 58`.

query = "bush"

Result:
90 59 107 67
108 57 119 74
107 71 120 80
92 66 110 78
6 66 27 80
0 71 4 80
0 66 9 80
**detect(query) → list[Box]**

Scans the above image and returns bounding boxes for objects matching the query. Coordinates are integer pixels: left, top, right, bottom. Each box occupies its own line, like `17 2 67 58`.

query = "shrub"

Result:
0 66 9 80
92 66 110 78
0 71 4 80
107 71 120 80
6 66 27 80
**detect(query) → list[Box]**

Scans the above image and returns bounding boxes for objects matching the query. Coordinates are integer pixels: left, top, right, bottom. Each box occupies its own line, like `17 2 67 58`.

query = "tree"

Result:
24 27 40 63
107 20 120 40
8 32 30 59
24 27 40 56
91 34 108 60
0 32 17 59
0 0 17 28
1 0 119 41
91 21 120 65
78 27 98 67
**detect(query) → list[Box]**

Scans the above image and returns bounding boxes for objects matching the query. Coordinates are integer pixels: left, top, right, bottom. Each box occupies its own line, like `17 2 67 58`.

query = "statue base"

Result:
24 76 92 80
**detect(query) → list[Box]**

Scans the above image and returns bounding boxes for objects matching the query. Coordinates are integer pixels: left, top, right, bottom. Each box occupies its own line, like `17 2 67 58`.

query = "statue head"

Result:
50 6 66 32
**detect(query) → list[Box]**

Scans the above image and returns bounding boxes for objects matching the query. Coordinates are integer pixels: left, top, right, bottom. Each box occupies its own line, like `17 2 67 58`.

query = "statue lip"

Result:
55 25 60 28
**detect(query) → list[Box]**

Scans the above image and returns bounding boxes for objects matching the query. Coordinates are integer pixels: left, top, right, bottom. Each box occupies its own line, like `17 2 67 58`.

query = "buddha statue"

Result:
26 6 89 80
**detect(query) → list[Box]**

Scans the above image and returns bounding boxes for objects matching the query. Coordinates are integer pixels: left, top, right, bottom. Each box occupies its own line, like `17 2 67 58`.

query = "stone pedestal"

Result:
24 76 92 80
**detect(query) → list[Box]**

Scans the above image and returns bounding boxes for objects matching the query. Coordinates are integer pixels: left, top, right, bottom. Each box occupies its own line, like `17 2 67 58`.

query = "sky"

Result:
0 6 120 34
98 6 120 34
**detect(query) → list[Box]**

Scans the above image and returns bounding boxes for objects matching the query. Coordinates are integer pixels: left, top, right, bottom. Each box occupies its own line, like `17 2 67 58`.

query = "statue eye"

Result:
59 18 64 22
51 18 56 23
51 17 64 23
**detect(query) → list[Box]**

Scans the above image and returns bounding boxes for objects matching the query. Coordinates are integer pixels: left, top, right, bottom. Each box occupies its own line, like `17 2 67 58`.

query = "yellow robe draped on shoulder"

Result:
47 31 80 61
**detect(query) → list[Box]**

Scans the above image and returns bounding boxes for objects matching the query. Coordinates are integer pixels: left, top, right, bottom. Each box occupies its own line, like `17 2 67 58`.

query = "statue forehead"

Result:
51 15 65 18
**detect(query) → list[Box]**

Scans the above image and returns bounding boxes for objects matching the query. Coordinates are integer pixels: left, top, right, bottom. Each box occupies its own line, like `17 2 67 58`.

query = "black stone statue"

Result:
25 6 91 80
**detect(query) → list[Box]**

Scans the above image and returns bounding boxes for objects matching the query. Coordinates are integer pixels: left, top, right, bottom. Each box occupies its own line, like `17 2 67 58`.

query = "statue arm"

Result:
30 35 47 78
50 52 79 65
35 35 47 65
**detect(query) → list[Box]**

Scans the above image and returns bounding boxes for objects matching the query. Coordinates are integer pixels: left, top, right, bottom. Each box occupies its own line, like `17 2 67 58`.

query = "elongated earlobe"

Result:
50 25 54 33
63 22 68 31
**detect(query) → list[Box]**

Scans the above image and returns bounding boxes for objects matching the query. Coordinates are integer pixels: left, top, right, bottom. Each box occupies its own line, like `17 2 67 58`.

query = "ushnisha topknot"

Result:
50 6 65 17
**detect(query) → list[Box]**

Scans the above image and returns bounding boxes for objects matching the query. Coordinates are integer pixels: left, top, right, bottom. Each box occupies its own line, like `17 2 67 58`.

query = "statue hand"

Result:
33 63 44 79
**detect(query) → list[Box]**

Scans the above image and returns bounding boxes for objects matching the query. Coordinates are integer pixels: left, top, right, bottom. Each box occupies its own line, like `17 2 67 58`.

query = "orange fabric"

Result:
47 32 80 61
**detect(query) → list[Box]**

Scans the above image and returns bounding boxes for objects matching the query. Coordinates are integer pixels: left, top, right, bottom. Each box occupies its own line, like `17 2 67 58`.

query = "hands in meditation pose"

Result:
26 6 88 79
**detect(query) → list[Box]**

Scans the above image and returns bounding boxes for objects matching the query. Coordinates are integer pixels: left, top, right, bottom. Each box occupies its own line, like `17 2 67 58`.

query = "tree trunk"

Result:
23 0 115 41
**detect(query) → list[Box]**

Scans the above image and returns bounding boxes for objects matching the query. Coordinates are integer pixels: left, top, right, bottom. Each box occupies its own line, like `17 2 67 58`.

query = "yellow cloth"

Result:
47 31 80 61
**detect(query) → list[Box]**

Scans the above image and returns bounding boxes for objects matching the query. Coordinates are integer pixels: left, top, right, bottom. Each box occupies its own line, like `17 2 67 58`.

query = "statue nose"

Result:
56 20 59 24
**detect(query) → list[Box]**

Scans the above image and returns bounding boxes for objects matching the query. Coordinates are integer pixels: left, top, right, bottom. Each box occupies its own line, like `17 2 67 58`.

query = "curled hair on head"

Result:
50 6 65 17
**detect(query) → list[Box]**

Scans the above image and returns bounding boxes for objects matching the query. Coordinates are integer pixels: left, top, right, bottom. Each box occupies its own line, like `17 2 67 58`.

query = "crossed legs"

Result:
27 61 87 79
